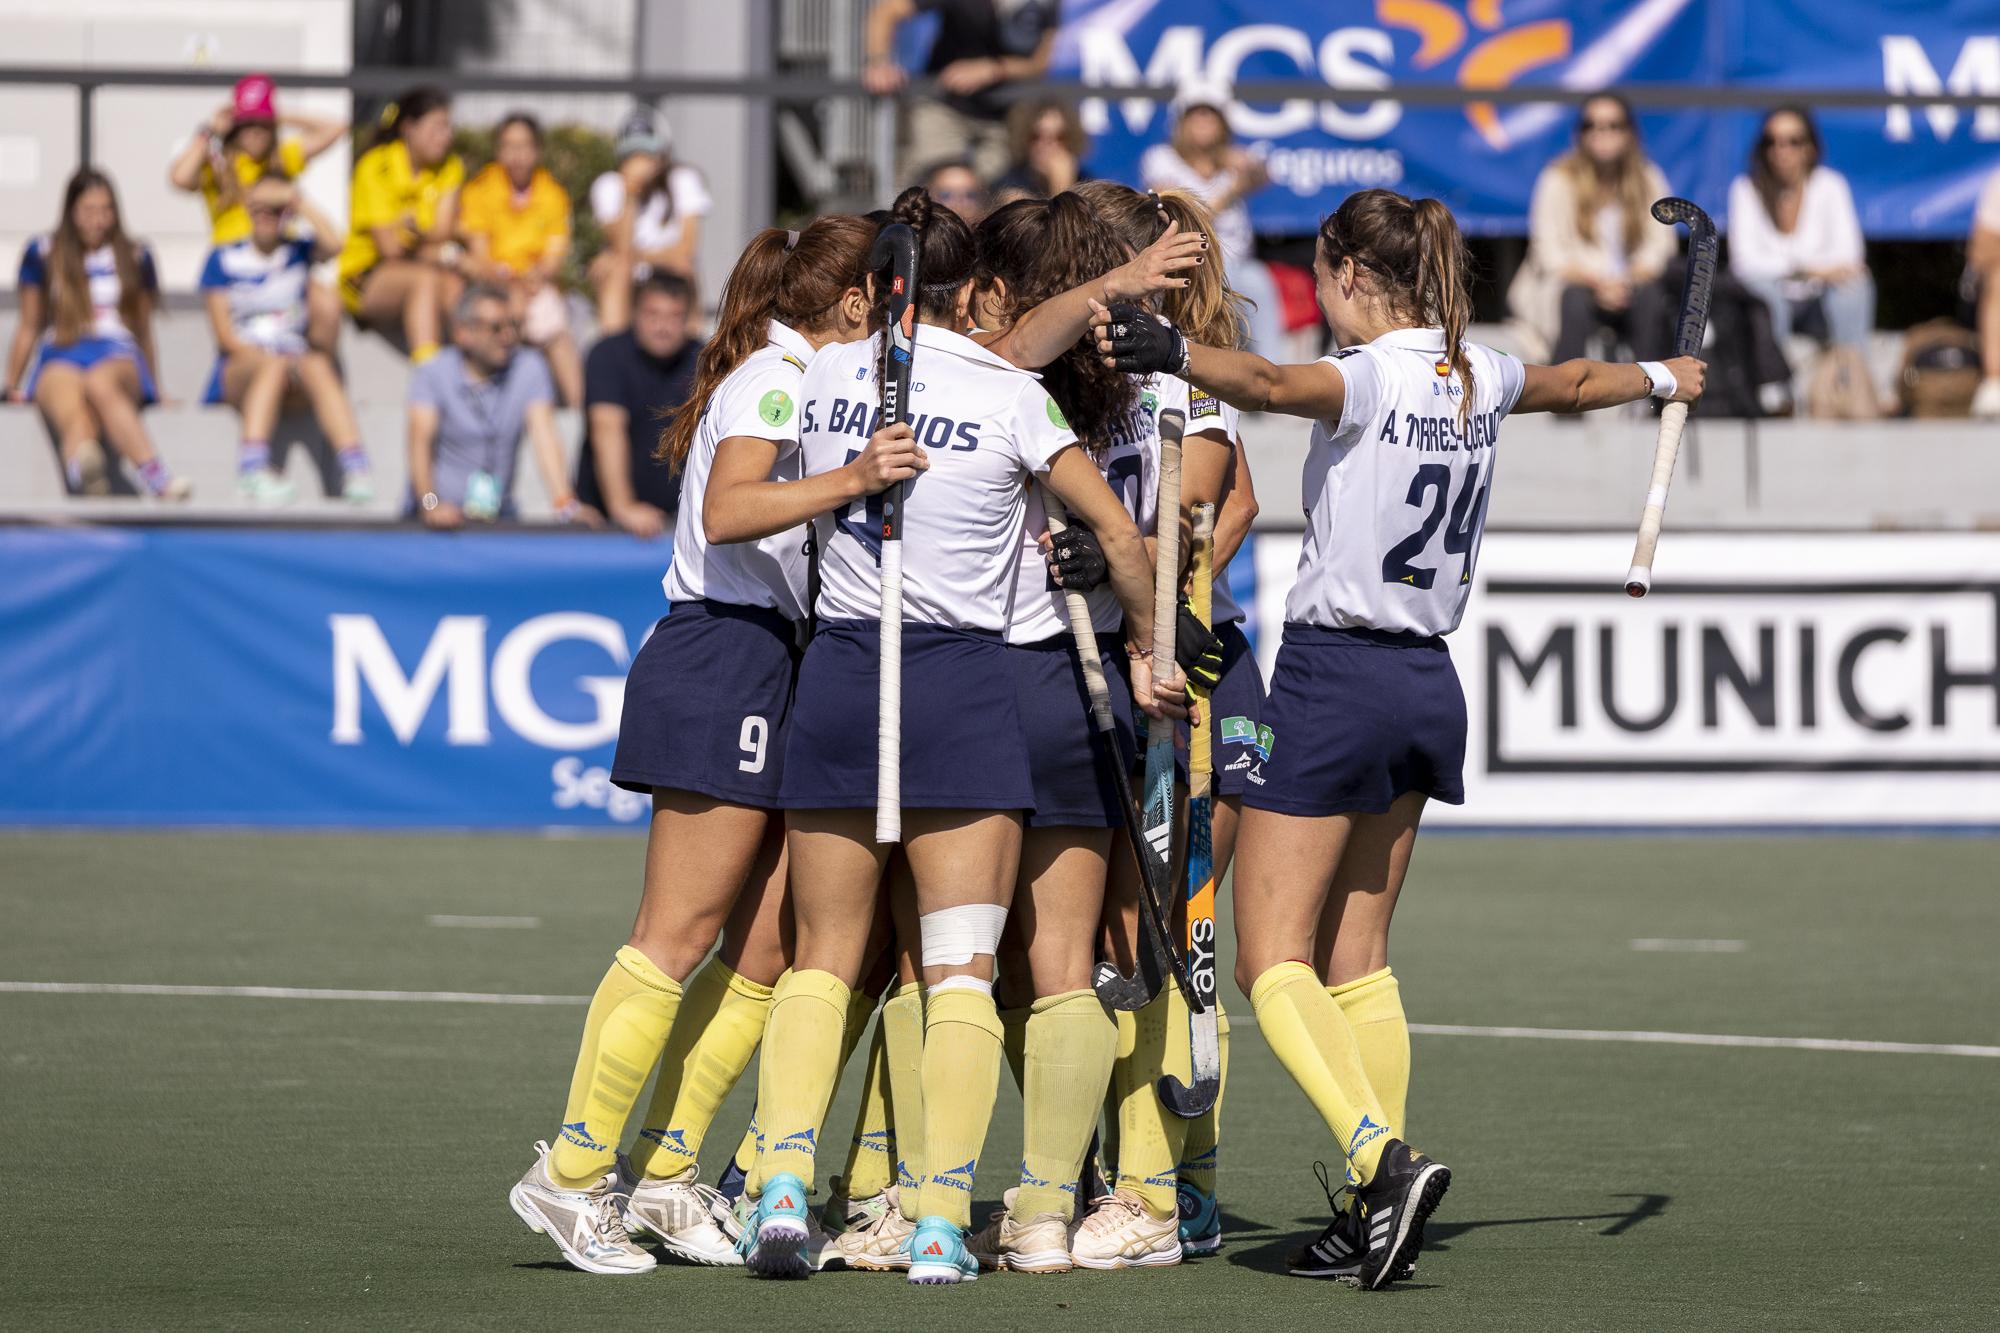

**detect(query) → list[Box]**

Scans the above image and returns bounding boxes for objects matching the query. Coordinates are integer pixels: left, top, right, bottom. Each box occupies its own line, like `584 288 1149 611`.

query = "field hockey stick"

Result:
1626 197 1719 598
1046 491 1186 1011
1093 410 1196 1010
1159 501 1220 1118
871 222 919 842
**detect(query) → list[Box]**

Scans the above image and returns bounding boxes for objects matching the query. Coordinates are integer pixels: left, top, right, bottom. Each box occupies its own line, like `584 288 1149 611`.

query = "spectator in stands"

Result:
1140 83 1282 355
862 0 1060 181
588 111 710 334
169 74 346 355
1968 168 2000 418
576 273 699 538
200 175 372 506
922 159 989 227
459 112 582 407
990 98 1089 205
1727 107 1875 381
1509 94 1675 364
338 87 465 365
3 169 186 500
406 285 598 530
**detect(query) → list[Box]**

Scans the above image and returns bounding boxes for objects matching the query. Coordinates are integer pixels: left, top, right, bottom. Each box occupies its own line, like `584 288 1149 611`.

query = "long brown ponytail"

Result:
46 169 145 347
1319 189 1477 425
1069 180 1248 350
656 214 875 467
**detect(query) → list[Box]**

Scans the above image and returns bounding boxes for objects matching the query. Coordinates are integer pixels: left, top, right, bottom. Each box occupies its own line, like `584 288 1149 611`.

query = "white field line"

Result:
3 981 1995 1059
427 915 542 929
1629 938 1748 952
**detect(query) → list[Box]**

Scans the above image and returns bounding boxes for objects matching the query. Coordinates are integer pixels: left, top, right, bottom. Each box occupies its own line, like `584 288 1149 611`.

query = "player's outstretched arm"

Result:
1088 300 1347 421
982 219 1207 371
1516 355 1706 414
703 425 928 545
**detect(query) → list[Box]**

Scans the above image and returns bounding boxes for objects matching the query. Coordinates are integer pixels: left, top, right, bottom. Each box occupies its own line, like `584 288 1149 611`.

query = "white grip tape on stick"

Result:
1044 495 1116 733
1152 443 1183 669
875 540 904 843
1626 400 1688 594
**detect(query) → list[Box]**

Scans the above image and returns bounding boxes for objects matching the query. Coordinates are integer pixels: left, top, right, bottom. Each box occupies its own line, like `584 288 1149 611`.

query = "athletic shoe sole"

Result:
1369 1165 1450 1291
1182 1232 1222 1257
1002 1248 1075 1274
508 1184 655 1276
1072 1243 1183 1271
746 1217 810 1279
907 1261 977 1284
843 1253 912 1272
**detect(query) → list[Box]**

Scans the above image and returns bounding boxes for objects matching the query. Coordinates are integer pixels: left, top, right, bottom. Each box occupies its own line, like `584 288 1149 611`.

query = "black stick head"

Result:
1650 195 1716 240
868 221 918 278
1156 1071 1221 1119
1093 959 1163 1011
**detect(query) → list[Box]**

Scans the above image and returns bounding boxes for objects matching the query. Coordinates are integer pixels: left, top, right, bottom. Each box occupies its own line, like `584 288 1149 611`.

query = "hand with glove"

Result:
1088 299 1189 377
1038 520 1109 592
1176 600 1225 694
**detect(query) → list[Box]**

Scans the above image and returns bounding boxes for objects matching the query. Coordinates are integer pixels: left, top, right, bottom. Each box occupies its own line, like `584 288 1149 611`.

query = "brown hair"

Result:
878 186 978 327
1318 188 1477 424
1560 93 1654 255
1749 104 1822 226
656 214 876 467
1071 180 1248 350
1005 98 1089 187
372 86 450 152
43 169 147 347
974 194 1140 453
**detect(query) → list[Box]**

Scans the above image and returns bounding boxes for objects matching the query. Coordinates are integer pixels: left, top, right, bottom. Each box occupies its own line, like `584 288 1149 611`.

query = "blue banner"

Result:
1052 0 2000 237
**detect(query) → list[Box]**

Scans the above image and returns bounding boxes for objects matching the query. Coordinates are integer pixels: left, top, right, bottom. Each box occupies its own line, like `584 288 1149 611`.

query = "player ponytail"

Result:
657 214 875 468
1069 180 1248 350
1319 189 1477 426
883 185 976 325
974 192 1139 451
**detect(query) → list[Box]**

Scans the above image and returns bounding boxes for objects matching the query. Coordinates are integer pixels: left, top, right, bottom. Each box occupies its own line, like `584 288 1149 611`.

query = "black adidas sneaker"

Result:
1289 1162 1364 1281
1353 1139 1450 1290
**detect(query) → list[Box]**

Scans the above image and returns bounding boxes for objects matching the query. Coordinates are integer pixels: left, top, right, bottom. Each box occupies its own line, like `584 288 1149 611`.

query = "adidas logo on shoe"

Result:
922 1240 945 1256
776 1195 797 1210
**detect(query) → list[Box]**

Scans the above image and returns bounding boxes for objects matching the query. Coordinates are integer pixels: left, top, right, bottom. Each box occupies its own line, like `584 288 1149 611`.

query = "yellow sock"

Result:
1016 989 1118 1220
1332 968 1410 1135
835 1020 895 1199
1177 1003 1230 1197
629 958 774 1180
1102 1009 1135 1179
731 1115 759 1179
1000 1004 1030 1092
914 985 1004 1227
1251 961 1393 1184
549 946 684 1188
749 969 850 1196
1113 989 1191 1217
881 982 927 1193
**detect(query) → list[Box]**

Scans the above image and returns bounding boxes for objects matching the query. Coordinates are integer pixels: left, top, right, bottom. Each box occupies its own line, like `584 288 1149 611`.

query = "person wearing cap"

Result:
862 0 1061 183
460 112 583 407
170 74 347 353
1140 84 1284 356
587 110 711 335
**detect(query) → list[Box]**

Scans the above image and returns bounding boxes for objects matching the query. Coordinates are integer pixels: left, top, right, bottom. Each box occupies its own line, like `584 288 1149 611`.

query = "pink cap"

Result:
232 74 276 124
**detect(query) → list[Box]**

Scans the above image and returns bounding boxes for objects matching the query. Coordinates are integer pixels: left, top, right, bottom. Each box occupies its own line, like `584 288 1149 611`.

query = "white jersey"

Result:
1288 327 1526 637
808 325 1077 632
660 321 815 619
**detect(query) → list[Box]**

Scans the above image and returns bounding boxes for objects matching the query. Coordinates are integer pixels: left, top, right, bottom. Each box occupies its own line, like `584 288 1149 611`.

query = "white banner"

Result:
1245 532 2000 827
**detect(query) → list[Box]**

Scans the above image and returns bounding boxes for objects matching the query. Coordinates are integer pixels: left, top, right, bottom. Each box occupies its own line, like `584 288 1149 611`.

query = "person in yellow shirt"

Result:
169 74 346 353
337 87 465 364
459 113 582 405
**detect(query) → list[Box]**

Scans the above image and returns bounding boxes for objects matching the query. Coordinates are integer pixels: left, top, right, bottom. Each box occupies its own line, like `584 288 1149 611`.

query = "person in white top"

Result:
1093 186 1705 1289
744 186 1199 1286
507 215 925 1278
588 110 713 334
1967 167 2000 418
1726 107 1875 359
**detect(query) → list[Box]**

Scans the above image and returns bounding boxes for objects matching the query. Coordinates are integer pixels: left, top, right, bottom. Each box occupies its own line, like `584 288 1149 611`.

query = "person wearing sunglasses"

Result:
1728 105 1876 414
198 174 372 505
921 159 990 227
1509 93 1676 366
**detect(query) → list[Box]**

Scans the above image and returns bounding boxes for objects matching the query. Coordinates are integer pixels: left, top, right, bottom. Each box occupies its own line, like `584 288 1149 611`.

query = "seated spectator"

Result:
588 111 710 334
460 112 582 406
168 73 345 354
1140 83 1283 355
2 168 186 499
1509 94 1675 363
1969 167 2000 418
337 87 464 363
199 175 372 505
922 159 989 227
989 98 1089 205
406 286 598 529
1727 106 1875 409
863 0 1060 182
576 273 699 538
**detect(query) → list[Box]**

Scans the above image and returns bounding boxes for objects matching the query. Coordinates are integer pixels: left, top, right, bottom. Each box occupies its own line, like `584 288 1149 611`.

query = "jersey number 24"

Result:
1381 462 1489 590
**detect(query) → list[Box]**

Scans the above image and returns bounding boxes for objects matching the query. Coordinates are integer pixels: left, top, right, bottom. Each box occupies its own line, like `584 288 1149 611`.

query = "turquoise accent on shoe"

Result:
906 1215 978 1285
745 1172 813 1279
1177 1180 1221 1256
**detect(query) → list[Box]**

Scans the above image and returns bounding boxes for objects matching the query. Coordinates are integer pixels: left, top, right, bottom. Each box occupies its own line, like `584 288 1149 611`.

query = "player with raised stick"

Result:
1092 186 1704 1288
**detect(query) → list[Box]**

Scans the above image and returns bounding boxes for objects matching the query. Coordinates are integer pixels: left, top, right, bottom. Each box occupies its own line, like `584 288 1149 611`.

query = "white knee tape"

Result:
918 902 1008 968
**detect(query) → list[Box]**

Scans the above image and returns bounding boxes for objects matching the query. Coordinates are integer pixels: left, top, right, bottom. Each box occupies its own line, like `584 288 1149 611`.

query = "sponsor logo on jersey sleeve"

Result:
1188 386 1222 420
1046 398 1070 429
758 389 795 426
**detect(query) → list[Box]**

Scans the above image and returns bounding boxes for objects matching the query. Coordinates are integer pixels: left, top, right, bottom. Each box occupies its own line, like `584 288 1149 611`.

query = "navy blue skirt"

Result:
611 599 803 807
1186 621 1266 798
1242 623 1466 818
1008 633 1136 829
782 620 1036 811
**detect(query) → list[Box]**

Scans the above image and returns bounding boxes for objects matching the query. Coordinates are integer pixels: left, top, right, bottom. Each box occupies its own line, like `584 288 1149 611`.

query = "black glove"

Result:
1047 520 1108 592
1176 600 1225 693
1100 301 1188 376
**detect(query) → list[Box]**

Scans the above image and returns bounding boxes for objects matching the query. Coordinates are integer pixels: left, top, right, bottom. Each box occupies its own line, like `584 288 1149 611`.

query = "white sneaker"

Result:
829 1183 915 1271
1973 377 2000 420
820 1173 893 1239
1069 1188 1183 1270
625 1166 744 1267
156 476 194 502
967 1187 1073 1274
341 468 376 504
236 470 295 505
507 1140 657 1276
